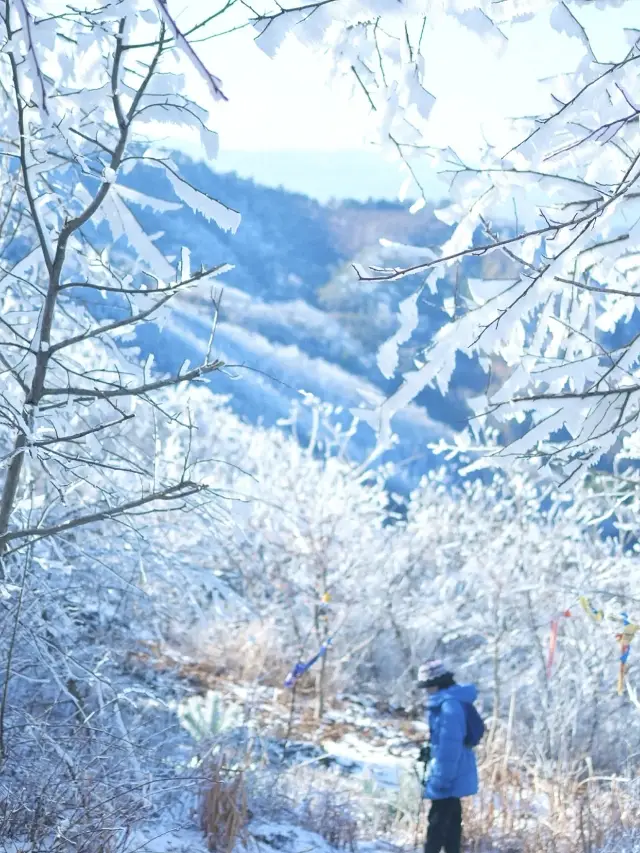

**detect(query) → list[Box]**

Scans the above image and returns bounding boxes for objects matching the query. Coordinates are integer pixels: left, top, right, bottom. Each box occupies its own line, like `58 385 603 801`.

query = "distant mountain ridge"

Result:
101 157 514 491
212 149 446 203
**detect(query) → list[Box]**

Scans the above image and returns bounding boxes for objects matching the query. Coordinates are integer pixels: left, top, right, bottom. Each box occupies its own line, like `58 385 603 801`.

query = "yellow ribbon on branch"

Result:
553 596 640 695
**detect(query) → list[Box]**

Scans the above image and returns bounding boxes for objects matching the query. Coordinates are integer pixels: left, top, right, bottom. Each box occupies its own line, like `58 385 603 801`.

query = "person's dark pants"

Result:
424 797 462 853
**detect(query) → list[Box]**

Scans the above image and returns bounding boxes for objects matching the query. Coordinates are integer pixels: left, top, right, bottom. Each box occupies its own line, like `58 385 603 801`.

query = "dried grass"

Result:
463 756 640 853
386 733 640 853
199 755 249 853
185 620 287 688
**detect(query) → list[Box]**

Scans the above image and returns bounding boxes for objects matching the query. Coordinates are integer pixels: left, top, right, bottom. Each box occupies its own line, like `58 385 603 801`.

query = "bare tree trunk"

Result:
313 573 330 721
0 23 65 557
315 644 328 720
0 17 163 565
0 274 59 550
0 544 29 759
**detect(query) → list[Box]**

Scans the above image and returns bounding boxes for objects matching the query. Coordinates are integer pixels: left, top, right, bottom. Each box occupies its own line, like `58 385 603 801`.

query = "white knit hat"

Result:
417 660 453 687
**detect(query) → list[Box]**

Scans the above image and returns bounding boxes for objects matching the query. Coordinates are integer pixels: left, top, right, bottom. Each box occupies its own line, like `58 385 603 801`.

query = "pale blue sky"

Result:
173 2 636 200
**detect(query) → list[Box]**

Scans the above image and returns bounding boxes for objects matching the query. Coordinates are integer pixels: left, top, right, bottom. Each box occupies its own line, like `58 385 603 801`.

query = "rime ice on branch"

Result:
248 0 640 486
0 0 240 564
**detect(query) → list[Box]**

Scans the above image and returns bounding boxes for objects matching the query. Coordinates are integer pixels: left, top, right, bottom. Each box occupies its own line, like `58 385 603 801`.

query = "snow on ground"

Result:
320 733 412 789
252 823 352 853
117 824 362 853
127 824 355 853
126 828 210 853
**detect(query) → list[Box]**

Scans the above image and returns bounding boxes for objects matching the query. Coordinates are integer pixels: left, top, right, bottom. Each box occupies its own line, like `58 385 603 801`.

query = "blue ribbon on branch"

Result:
284 639 332 688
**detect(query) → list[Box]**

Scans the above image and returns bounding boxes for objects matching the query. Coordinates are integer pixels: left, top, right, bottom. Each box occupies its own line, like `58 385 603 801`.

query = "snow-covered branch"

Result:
278 0 640 485
0 480 206 550
41 359 225 402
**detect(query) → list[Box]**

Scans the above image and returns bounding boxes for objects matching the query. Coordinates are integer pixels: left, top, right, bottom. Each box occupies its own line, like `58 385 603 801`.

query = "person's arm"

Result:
428 701 465 793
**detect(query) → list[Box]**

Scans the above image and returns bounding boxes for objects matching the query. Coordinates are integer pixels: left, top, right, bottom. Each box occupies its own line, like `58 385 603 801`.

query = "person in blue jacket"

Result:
417 660 479 853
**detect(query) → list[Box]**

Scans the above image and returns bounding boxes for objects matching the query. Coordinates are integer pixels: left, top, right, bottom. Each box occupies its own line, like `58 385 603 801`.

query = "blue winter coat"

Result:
424 683 479 801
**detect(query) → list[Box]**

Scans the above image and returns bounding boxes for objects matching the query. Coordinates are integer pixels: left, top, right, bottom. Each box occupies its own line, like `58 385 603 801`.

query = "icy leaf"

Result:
377 290 421 380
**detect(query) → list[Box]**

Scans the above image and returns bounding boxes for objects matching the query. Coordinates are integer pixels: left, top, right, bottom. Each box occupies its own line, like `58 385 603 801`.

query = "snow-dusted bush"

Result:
363 465 640 769
167 395 640 773
192 396 397 711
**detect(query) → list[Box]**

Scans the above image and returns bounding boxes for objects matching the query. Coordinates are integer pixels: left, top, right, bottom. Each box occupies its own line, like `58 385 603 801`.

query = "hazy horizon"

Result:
212 148 447 204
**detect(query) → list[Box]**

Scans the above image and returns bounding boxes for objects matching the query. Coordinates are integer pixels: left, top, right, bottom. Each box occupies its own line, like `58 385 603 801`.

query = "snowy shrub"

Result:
298 789 359 851
178 692 245 747
245 762 362 850
183 618 287 687
151 395 640 775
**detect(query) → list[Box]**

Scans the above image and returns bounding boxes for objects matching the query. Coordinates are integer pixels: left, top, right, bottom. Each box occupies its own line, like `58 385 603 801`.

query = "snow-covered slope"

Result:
120 159 512 488
138 298 446 490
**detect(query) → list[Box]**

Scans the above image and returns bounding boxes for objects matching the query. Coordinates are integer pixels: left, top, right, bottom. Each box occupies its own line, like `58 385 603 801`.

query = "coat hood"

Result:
427 683 477 709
